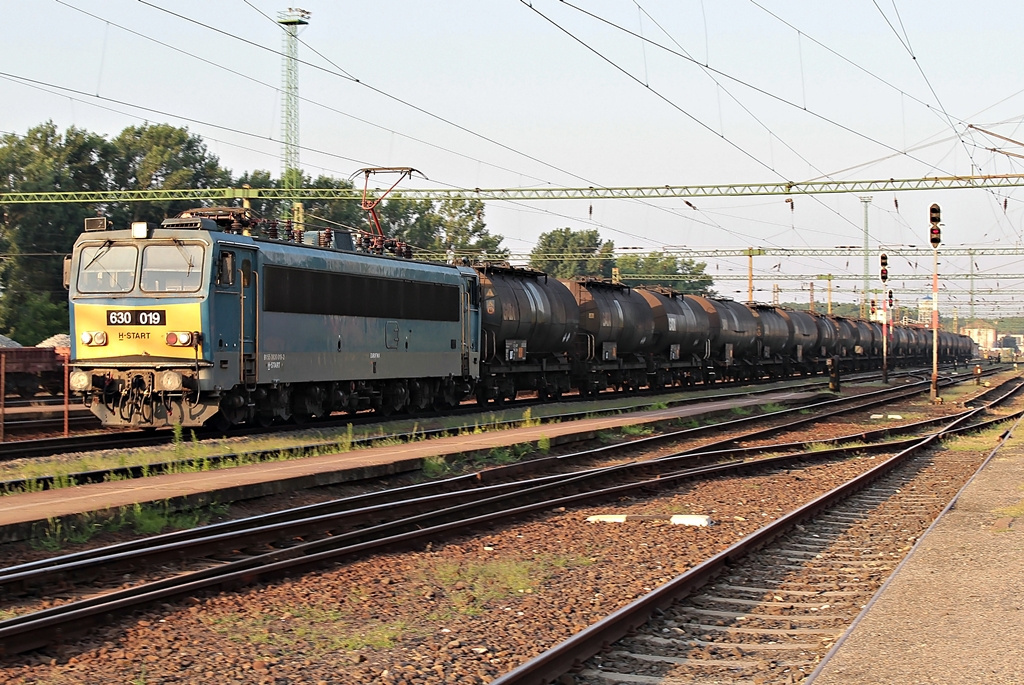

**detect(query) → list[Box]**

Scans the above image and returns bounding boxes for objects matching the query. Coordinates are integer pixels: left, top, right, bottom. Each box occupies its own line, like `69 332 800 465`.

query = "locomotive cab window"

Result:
141 243 205 292
241 258 252 288
76 243 138 293
216 251 236 287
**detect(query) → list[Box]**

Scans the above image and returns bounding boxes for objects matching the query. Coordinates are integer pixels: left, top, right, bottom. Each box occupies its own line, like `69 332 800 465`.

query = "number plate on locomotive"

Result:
106 310 166 326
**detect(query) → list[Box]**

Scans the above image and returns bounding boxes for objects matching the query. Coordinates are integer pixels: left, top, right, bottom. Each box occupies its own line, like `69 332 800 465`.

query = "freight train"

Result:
65 208 974 428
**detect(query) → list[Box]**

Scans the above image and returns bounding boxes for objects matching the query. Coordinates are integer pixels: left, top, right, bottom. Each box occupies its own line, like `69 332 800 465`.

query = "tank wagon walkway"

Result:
810 431 1024 684
0 388 821 541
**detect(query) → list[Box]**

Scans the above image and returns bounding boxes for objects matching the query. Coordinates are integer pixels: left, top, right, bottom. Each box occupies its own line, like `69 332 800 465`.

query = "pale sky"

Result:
4 0 1024 314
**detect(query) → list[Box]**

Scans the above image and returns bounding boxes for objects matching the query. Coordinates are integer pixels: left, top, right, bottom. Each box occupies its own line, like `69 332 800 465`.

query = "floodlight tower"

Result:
278 8 310 224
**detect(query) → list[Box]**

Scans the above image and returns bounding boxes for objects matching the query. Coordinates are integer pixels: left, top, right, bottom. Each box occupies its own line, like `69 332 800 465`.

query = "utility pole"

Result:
817 275 834 315
744 247 764 301
809 282 815 313
861 195 872 317
969 248 975 320
278 8 311 226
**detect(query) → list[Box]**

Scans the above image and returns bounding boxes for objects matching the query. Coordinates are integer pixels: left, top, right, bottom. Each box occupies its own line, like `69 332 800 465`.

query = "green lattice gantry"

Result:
3 174 1024 205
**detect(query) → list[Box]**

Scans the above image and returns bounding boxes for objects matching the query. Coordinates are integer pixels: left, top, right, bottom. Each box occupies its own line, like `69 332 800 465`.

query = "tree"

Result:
108 124 230 227
0 123 111 343
434 199 504 256
375 196 505 257
615 253 716 295
304 175 368 235
528 228 615 278
232 169 281 221
374 194 440 248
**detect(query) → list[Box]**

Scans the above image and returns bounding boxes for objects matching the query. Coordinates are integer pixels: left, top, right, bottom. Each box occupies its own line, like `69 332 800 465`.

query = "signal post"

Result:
929 204 942 402
880 253 890 384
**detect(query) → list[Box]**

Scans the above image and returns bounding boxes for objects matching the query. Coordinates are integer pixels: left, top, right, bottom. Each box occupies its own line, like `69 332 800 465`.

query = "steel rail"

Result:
487 410 997 683
0 370 846 468
2 371 1007 579
0 376 1013 655
0 370 876 489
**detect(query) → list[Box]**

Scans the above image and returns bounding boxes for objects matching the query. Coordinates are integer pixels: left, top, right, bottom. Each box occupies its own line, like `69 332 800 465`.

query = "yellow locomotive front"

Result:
68 217 217 427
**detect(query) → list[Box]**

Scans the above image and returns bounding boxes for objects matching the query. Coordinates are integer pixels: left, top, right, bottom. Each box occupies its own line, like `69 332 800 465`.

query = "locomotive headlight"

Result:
69 371 91 391
158 370 183 391
166 331 193 346
80 331 107 346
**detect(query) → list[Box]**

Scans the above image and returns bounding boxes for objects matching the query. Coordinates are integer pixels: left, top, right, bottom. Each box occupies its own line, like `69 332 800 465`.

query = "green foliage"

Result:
529 228 615 278
377 195 505 256
0 123 110 342
108 123 231 225
538 435 551 453
621 424 654 436
616 253 716 295
422 454 451 478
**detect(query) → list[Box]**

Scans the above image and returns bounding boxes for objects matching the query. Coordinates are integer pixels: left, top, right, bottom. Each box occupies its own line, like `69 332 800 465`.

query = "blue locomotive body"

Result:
68 210 479 427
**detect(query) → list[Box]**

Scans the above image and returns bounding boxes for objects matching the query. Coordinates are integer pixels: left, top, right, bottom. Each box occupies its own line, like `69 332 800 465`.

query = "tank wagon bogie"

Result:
66 209 976 429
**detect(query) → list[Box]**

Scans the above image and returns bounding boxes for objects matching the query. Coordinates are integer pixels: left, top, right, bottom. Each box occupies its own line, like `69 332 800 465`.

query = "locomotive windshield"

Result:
76 243 138 293
140 243 205 292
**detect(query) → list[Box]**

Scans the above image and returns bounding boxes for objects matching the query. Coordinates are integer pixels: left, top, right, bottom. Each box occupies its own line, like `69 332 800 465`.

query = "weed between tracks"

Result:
1 407 562 496
30 501 229 551
196 553 591 655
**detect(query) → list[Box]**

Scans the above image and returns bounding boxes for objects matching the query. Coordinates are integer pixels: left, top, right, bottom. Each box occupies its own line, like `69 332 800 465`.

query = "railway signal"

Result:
928 204 941 401
879 253 888 283
888 289 894 308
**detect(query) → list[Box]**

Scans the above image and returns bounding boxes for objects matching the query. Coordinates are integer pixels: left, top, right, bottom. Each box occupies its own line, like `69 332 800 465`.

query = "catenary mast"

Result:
278 8 310 226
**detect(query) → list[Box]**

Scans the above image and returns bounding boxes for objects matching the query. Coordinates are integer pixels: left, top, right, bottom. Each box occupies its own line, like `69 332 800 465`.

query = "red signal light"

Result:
880 267 888 283
929 225 941 248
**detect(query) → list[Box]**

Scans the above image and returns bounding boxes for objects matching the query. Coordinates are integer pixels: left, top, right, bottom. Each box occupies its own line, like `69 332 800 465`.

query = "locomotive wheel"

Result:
209 412 232 432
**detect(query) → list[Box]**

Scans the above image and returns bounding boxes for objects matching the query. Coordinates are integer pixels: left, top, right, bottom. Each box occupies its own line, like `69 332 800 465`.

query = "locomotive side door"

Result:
212 245 258 388
461 273 480 378
237 249 258 387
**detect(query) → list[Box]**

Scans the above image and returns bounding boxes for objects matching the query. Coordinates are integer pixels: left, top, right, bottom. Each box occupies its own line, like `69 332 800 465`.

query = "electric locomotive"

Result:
67 208 480 428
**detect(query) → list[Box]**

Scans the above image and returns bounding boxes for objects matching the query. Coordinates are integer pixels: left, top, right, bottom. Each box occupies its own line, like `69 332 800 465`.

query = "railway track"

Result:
0 366 995 494
0 364 954 464
491 404 1020 685
0 373 1016 656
